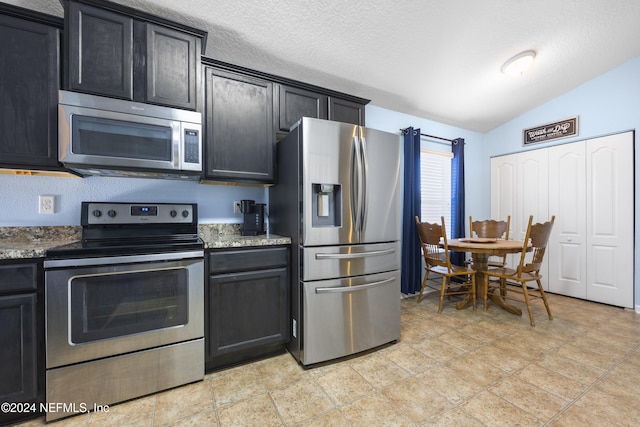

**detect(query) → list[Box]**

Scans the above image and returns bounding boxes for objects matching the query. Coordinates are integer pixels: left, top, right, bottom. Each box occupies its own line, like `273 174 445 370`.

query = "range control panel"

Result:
81 202 196 225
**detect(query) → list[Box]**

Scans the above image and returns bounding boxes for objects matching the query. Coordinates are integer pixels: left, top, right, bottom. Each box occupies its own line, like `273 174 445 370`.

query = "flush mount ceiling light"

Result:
501 50 536 76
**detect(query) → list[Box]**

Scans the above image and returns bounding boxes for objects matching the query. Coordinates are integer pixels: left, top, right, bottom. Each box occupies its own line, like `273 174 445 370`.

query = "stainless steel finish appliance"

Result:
58 90 202 179
269 117 402 366
44 202 204 421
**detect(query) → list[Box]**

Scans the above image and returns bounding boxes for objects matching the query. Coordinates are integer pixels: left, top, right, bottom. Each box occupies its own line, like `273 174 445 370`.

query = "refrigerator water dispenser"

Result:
312 184 341 227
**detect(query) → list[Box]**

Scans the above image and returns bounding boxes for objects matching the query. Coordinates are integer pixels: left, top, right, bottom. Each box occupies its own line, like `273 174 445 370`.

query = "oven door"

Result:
45 251 203 369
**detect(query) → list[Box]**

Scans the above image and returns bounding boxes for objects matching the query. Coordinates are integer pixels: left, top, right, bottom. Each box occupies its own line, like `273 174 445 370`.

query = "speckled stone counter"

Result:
0 226 81 259
0 224 290 259
199 224 290 249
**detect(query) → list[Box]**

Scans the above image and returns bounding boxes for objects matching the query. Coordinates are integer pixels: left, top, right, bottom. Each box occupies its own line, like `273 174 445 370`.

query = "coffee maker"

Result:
240 200 266 236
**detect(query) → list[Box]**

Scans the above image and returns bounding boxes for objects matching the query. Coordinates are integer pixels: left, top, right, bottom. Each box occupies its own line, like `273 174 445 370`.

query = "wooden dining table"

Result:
446 238 529 315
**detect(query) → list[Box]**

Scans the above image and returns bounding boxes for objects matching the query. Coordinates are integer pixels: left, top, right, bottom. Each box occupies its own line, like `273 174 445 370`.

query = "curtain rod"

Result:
399 128 457 144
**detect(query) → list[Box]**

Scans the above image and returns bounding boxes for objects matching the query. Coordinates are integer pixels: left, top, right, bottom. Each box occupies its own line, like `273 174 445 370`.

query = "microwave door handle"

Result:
315 277 395 294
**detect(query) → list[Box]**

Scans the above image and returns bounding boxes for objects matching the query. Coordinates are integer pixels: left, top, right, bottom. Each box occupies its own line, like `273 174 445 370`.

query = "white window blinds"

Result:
420 148 453 234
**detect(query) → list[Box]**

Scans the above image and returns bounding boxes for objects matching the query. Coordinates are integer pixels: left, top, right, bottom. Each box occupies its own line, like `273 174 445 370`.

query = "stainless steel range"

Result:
44 202 204 421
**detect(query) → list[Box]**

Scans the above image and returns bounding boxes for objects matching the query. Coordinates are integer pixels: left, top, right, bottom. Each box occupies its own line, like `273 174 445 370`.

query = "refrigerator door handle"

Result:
315 248 396 260
315 277 395 294
350 136 363 232
359 135 368 233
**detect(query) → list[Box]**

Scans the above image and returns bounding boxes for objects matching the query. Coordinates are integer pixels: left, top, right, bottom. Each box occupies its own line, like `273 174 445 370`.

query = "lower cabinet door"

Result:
206 267 289 370
0 293 40 424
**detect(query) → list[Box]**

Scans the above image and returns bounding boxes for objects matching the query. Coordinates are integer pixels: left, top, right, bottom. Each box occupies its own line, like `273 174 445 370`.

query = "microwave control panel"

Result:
184 129 200 164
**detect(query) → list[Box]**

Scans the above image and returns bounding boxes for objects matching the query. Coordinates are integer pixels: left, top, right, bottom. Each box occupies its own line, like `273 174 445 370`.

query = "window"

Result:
420 148 453 235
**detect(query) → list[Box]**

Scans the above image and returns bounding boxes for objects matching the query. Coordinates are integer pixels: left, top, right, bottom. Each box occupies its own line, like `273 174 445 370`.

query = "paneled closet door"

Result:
490 154 517 268
585 132 634 308
548 142 587 298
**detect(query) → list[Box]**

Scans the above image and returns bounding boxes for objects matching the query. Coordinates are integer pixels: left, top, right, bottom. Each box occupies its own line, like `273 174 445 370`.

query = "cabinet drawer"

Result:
0 262 38 293
208 247 288 274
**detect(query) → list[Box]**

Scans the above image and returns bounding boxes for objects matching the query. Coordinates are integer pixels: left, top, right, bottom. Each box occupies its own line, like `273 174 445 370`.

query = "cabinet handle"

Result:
315 248 396 260
316 277 395 294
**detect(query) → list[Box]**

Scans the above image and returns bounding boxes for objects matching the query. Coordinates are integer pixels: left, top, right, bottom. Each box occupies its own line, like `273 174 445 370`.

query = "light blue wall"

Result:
0 174 266 225
483 55 640 310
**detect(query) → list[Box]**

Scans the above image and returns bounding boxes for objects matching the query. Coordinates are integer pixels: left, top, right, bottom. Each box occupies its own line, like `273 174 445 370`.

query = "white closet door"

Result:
548 142 587 298
586 132 634 308
491 154 517 268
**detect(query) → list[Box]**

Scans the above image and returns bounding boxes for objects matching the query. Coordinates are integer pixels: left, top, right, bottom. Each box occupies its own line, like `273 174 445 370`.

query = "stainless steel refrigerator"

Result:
270 117 402 366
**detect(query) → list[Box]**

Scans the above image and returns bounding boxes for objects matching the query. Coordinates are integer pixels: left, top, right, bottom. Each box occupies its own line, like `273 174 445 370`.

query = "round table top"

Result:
446 238 526 255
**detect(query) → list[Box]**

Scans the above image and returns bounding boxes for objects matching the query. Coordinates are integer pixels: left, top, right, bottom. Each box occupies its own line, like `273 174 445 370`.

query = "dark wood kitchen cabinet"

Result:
329 96 366 126
0 259 44 426
204 64 276 184
278 85 328 132
205 246 289 371
64 0 203 110
0 5 61 170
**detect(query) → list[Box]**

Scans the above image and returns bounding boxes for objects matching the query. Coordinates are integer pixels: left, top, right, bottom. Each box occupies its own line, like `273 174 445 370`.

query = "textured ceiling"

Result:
8 0 640 132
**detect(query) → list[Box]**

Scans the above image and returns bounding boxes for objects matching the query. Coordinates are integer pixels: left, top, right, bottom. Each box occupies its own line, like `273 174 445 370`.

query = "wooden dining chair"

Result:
469 215 511 268
415 216 476 313
483 215 555 326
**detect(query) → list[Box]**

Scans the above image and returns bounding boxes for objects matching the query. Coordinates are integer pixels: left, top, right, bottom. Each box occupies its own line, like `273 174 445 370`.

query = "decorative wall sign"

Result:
523 116 578 146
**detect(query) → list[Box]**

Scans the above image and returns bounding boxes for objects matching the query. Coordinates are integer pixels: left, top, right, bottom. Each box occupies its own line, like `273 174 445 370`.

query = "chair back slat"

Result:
470 217 510 239
415 216 451 271
518 215 555 276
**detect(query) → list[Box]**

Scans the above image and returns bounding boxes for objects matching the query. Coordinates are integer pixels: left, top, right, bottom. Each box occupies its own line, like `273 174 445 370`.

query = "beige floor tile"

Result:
314 365 375 406
512 364 585 401
461 390 543 426
537 352 606 386
383 342 439 375
216 394 281 427
87 395 155 426
340 392 414 426
294 409 351 427
427 407 485 427
210 365 267 408
548 404 620 427
254 353 307 390
555 343 621 371
489 376 569 421
412 335 466 362
383 376 454 423
468 344 532 374
153 381 214 426
269 377 334 425
416 367 485 404
350 353 410 389
172 410 219 427
573 387 640 426
445 353 509 387
437 330 487 352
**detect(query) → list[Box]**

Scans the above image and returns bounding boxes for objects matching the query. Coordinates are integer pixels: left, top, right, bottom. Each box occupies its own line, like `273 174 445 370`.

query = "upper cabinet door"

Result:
204 67 275 183
146 23 198 110
67 1 134 99
278 85 328 132
329 97 365 126
0 13 60 168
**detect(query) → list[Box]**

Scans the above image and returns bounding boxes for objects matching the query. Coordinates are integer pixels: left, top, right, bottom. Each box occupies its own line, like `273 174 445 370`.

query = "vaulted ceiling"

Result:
11 0 640 132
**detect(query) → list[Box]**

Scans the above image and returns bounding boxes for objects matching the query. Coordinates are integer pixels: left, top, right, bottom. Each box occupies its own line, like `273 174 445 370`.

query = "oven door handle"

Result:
44 250 204 268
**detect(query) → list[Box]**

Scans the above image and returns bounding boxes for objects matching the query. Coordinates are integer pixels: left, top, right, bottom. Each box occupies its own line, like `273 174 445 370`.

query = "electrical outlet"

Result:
39 195 55 214
233 201 242 214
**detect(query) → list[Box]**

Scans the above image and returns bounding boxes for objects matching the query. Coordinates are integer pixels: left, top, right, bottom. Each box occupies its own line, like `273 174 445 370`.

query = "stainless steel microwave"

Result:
58 90 202 180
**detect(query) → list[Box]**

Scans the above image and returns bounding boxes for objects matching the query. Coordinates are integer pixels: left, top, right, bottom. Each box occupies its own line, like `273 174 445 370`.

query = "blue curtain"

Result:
401 127 422 294
450 138 466 266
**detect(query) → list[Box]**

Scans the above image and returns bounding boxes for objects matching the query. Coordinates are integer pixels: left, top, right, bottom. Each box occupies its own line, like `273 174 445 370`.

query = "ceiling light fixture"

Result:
501 50 536 76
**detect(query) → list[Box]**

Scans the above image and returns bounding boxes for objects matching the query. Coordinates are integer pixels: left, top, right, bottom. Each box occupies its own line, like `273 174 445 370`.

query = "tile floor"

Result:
16 291 640 426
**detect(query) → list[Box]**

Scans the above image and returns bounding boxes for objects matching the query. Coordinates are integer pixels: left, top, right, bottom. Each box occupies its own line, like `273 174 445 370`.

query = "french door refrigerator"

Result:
270 117 402 366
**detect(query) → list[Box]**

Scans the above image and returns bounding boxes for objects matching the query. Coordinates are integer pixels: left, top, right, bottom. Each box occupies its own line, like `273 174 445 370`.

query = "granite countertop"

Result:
0 224 290 260
198 224 290 249
0 226 82 259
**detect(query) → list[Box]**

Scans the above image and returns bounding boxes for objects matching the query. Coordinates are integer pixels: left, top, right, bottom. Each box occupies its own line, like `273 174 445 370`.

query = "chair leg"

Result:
438 276 447 313
536 279 553 320
483 274 488 311
520 281 535 326
471 274 477 311
417 272 428 303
